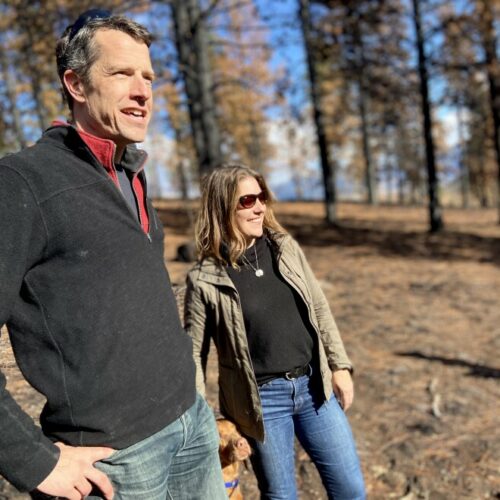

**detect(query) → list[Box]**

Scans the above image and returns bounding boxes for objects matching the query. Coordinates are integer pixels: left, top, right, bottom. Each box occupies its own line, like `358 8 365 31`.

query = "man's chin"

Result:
118 134 148 147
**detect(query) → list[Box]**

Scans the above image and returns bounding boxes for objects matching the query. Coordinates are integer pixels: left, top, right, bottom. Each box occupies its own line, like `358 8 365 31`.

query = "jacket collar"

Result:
195 231 290 287
195 259 234 287
265 228 287 254
46 121 147 174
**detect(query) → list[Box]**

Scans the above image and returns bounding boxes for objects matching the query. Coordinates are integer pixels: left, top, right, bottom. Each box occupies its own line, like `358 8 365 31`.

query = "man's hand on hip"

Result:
36 442 114 499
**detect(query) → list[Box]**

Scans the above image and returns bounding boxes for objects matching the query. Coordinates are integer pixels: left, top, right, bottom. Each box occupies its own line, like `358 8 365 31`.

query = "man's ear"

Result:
63 69 87 104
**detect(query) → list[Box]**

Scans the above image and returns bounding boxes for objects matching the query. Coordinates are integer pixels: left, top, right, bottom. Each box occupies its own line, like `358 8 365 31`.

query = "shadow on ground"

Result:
396 351 500 379
155 204 500 265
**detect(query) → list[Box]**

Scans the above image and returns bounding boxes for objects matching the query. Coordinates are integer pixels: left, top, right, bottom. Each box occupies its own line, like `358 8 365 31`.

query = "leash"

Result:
225 478 239 497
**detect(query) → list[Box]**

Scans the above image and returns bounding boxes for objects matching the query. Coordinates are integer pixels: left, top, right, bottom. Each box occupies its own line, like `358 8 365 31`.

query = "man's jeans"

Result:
89 393 226 499
249 373 366 500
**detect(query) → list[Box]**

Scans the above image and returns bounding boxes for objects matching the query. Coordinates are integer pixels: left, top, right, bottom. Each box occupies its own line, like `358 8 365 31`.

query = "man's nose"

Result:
131 75 152 102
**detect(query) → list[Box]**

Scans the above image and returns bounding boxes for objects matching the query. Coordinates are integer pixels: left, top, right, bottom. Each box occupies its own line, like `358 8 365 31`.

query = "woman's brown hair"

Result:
195 164 286 266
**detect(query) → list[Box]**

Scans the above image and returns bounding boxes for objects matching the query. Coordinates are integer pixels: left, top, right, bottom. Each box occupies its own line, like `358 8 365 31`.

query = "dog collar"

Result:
225 478 239 489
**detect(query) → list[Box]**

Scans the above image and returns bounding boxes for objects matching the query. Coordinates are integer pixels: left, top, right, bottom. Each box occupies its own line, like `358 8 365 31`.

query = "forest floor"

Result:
1 201 499 499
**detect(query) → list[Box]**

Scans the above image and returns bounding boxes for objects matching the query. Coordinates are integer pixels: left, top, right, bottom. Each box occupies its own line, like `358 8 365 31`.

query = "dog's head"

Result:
216 419 252 467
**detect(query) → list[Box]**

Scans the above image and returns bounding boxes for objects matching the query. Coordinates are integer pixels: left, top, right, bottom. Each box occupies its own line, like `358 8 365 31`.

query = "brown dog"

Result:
216 418 252 499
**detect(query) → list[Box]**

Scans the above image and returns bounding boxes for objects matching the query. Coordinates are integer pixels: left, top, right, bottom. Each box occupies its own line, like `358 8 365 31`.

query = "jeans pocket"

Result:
258 378 277 389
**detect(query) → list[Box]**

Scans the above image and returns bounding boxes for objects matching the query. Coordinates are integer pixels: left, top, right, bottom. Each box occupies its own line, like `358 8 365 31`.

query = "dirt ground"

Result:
1 201 499 499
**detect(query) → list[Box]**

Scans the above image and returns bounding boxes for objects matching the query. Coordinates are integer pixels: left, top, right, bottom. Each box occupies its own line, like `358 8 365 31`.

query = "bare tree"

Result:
170 0 222 178
477 0 500 222
411 0 443 231
299 0 337 224
0 47 27 149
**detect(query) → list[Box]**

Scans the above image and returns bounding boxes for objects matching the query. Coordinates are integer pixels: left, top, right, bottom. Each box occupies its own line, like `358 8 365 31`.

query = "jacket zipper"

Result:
109 146 152 243
75 129 153 242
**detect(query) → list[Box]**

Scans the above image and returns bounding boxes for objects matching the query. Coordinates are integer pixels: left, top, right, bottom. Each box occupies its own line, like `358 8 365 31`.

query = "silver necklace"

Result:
242 244 264 277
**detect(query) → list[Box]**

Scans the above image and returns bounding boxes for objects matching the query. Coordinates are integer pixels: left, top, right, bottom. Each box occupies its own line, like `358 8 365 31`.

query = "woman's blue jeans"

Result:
89 393 226 499
249 373 366 500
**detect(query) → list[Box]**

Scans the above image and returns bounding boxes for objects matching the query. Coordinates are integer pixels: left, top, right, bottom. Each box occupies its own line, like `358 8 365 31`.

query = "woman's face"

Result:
235 176 267 246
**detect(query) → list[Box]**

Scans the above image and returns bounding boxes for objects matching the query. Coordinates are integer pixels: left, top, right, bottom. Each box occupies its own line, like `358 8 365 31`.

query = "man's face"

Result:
72 29 154 155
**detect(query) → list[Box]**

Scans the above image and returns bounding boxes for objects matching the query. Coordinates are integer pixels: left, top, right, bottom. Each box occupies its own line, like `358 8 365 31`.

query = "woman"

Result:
184 164 365 500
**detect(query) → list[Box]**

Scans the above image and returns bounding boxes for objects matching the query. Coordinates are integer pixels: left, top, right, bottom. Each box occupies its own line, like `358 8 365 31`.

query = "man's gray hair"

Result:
56 15 153 111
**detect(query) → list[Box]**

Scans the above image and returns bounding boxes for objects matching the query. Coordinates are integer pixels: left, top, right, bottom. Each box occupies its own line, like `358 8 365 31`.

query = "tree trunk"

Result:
410 184 417 205
171 0 206 178
16 2 50 132
478 0 500 222
358 81 376 204
286 124 304 200
352 16 376 205
187 0 222 174
248 118 263 171
299 0 336 224
177 158 190 201
28 61 49 132
291 169 304 200
477 149 489 207
412 0 443 231
386 162 393 204
0 49 27 149
398 172 405 205
456 106 469 208
170 0 222 179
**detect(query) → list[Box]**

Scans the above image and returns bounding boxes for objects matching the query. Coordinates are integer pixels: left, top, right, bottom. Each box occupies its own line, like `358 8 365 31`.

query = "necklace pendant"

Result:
255 269 264 277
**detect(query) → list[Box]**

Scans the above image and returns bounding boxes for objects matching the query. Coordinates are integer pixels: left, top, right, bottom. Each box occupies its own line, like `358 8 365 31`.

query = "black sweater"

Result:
227 237 315 384
0 126 195 491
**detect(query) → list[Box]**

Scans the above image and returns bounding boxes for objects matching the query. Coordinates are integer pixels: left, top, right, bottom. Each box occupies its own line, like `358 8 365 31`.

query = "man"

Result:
0 10 225 500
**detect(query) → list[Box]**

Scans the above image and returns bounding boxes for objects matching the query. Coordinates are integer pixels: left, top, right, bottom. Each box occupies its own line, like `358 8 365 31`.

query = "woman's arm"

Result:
184 273 212 396
292 239 353 372
292 240 355 409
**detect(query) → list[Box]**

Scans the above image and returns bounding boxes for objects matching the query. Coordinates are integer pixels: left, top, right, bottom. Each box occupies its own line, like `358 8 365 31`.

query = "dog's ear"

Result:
218 435 228 453
219 441 235 467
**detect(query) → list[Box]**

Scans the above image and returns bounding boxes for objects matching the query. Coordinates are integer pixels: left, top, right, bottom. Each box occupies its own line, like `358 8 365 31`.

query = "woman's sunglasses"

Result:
238 191 268 209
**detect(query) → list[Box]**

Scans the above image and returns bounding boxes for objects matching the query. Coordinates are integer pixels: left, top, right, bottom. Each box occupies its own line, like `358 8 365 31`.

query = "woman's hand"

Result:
332 369 354 411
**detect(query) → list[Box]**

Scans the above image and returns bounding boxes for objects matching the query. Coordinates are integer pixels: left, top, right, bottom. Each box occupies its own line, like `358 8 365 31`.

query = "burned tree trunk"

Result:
299 0 337 224
358 75 376 205
478 0 500 223
412 0 443 231
351 15 376 205
0 49 27 149
171 0 222 179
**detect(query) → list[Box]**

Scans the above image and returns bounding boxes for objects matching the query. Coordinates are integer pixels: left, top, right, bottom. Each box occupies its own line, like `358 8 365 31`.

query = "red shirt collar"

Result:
51 120 116 174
